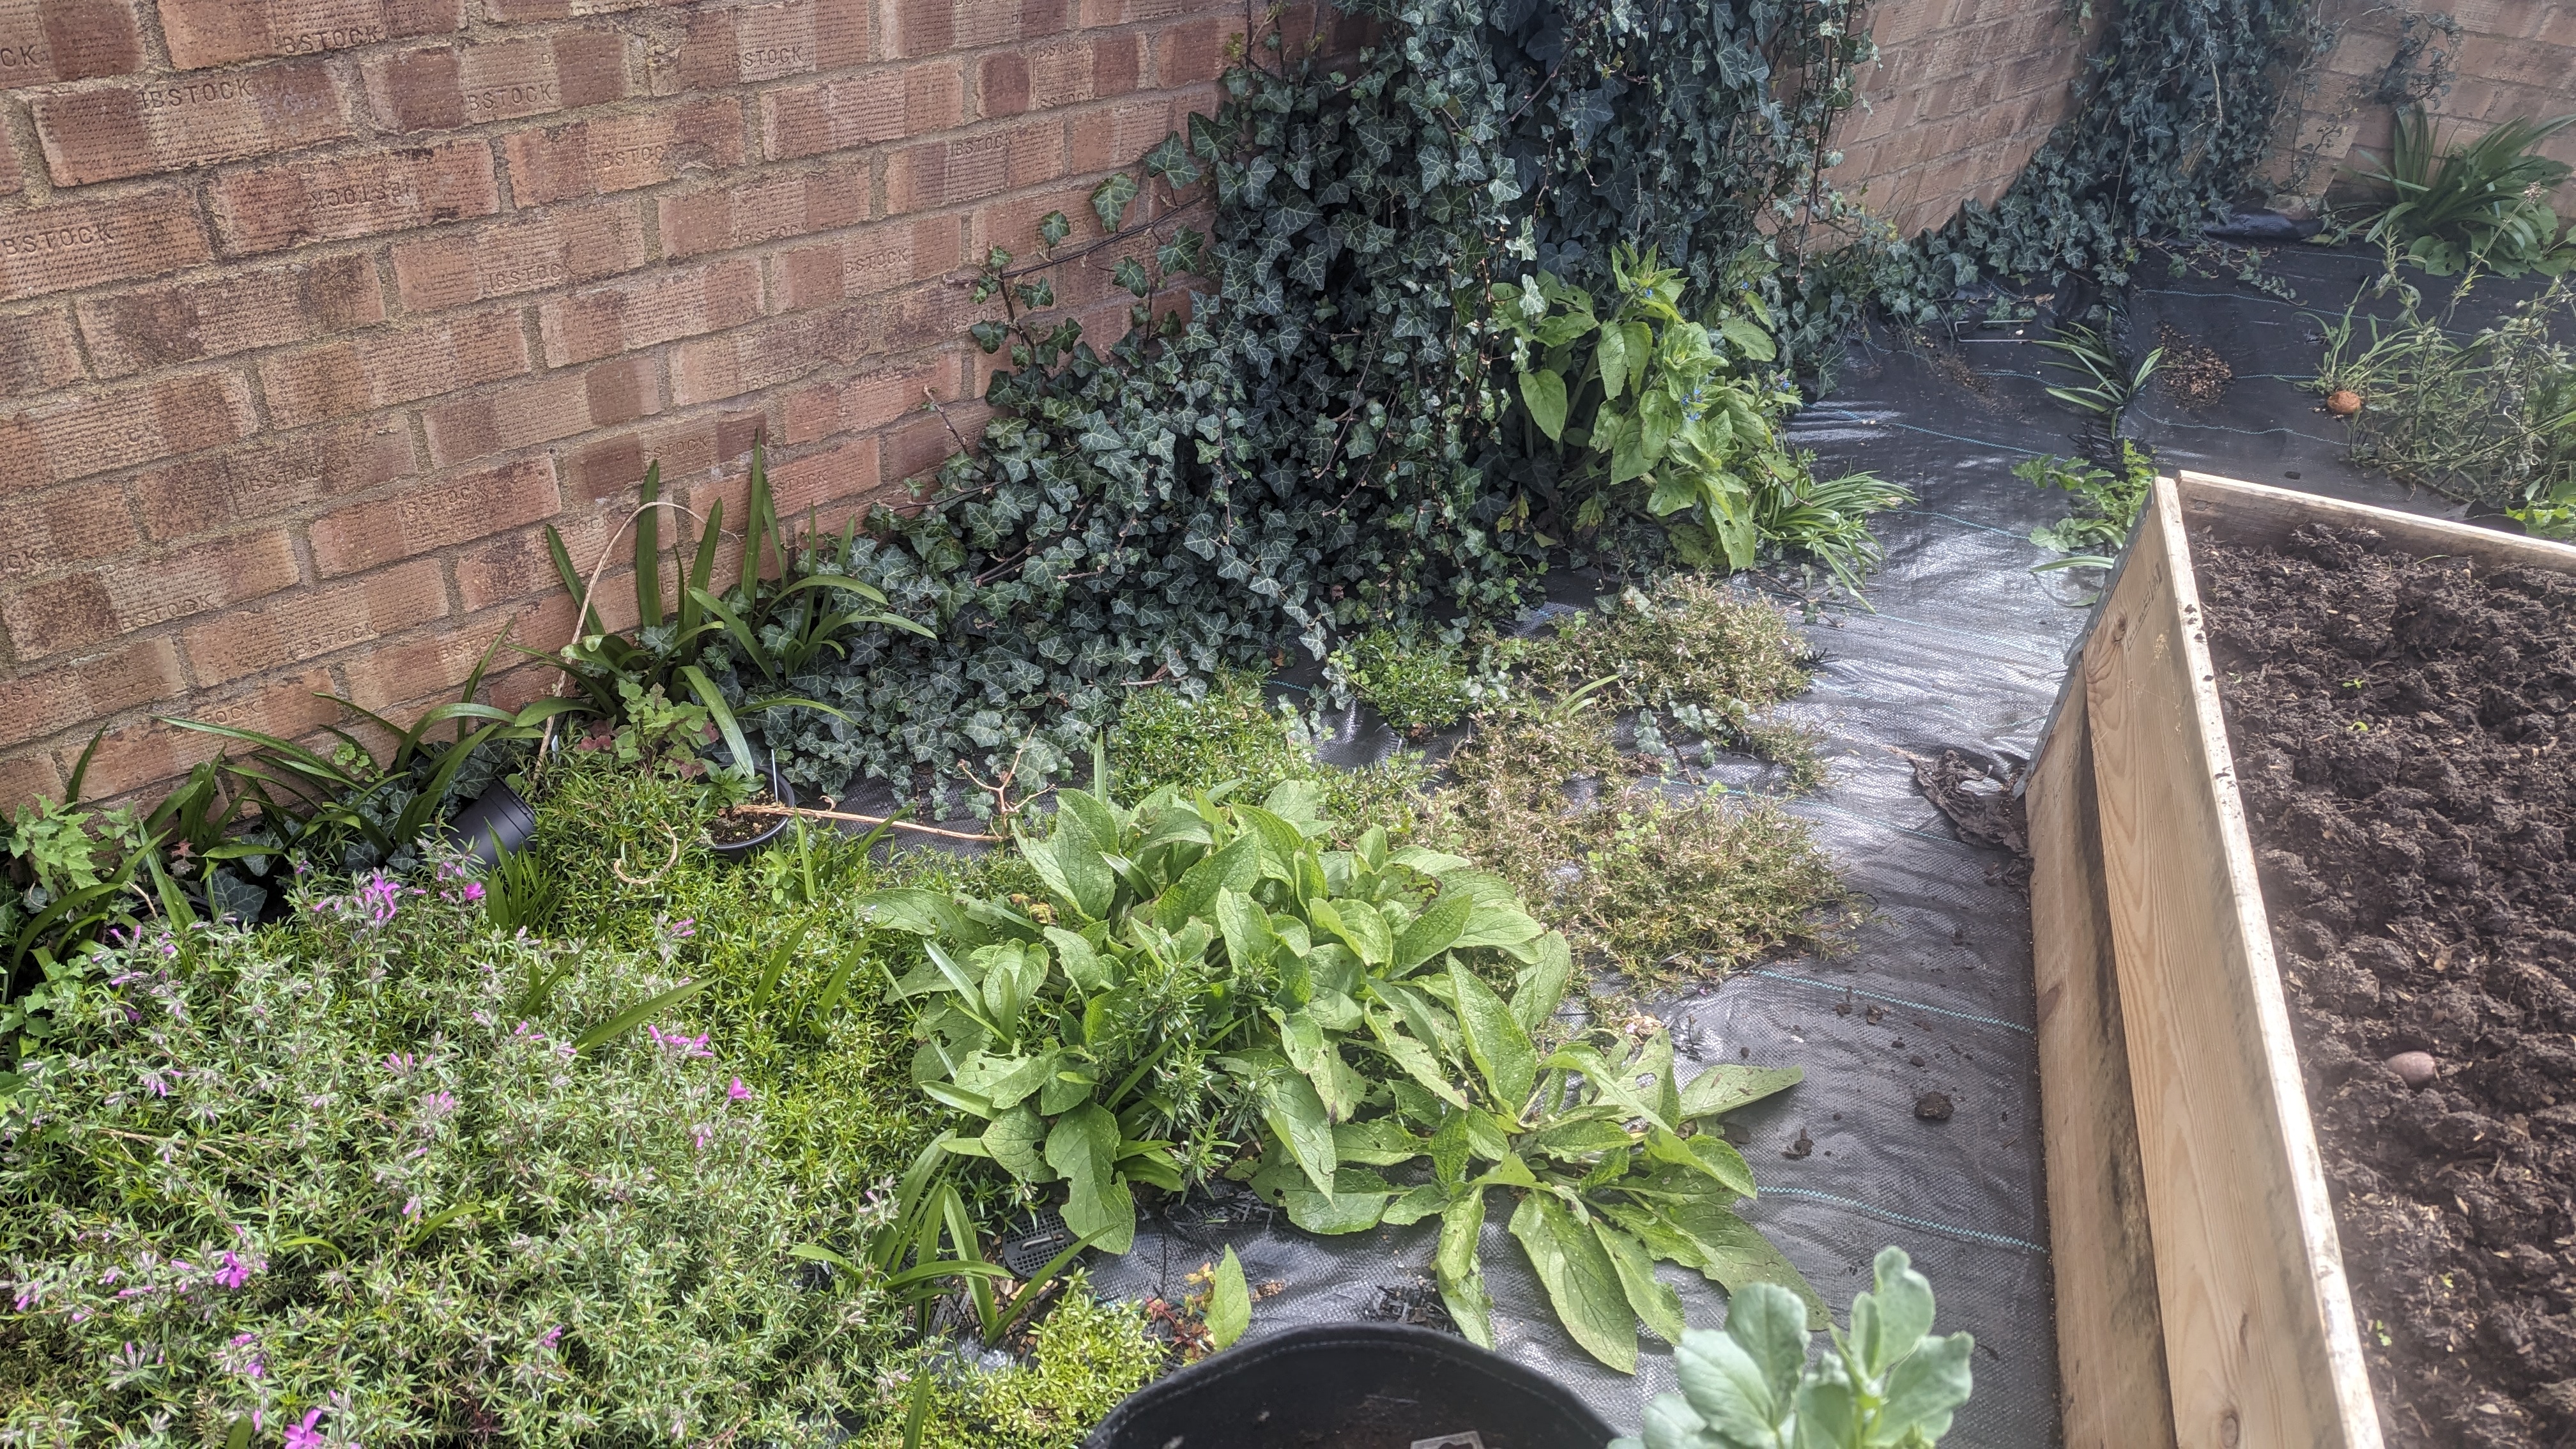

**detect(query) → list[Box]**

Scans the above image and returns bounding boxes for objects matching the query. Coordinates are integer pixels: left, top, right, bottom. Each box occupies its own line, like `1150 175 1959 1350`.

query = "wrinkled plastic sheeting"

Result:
1081 243 2540 1444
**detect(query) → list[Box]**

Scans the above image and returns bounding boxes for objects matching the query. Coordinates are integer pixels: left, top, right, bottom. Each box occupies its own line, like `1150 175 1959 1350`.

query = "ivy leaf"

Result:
969 319 1008 353
1156 227 1205 276
1142 131 1200 189
1205 1246 1251 1350
1114 255 1151 297
1518 367 1569 441
1036 210 1071 248
1510 1191 1639 1373
1091 171 1141 231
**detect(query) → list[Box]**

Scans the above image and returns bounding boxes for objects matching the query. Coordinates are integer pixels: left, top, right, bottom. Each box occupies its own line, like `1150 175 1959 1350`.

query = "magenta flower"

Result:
284 1409 327 1449
727 1077 751 1102
463 881 486 901
213 1252 252 1289
537 1324 564 1350
671 918 696 939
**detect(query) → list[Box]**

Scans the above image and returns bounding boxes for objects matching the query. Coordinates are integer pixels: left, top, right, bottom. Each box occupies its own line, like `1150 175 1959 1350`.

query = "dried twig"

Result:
613 825 685 887
723 801 1001 844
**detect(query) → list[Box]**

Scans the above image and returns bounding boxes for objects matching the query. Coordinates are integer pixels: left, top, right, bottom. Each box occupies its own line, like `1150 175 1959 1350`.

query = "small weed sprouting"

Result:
1332 629 1477 737
2018 441 2159 571
1107 671 1430 835
2034 317 2161 420
852 1277 1165 1449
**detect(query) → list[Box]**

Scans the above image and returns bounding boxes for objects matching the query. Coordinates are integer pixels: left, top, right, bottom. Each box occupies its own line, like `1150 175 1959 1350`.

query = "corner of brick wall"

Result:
0 0 1271 811
1827 0 2090 240
2259 0 2576 213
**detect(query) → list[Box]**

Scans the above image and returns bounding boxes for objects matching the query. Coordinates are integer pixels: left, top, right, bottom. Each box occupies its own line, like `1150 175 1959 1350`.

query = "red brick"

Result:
1150 14 1236 88
500 96 745 205
364 29 629 133
0 636 183 747
979 52 1031 118
877 408 956 486
179 556 448 685
1 528 300 658
482 0 658 21
421 353 661 464
390 201 647 311
668 0 866 90
336 614 525 715
956 0 1066 49
258 309 528 428
783 350 958 443
0 186 211 300
135 419 416 540
67 669 339 799
666 304 859 406
0 307 84 397
776 213 958 309
0 0 146 90
536 257 762 365
158 0 464 70
76 252 385 378
211 139 499 256
551 406 762 503
33 59 353 187
880 0 951 59
760 60 963 161
0 751 63 811
769 434 878 514
657 167 864 260
0 479 142 583
1067 96 1171 176
886 119 1062 215
0 371 259 492
308 454 559 576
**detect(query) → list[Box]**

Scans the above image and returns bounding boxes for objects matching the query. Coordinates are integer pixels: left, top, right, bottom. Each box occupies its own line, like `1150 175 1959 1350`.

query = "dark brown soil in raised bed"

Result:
2197 523 2576 1448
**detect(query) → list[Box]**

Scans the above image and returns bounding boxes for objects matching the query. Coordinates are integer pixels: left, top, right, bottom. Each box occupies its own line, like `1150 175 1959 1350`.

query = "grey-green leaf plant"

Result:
864 751 1820 1370
1613 1247 1974 1449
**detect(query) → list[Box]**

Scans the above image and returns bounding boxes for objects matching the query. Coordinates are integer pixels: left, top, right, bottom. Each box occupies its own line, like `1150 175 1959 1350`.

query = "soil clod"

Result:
1913 1092 1954 1123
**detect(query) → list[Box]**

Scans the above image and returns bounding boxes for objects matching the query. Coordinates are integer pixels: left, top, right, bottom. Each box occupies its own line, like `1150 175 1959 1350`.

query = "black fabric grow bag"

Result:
1080 1322 1616 1449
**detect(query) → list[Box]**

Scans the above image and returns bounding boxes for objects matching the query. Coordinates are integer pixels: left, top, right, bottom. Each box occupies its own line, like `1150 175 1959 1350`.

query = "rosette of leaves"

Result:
1238 963 1823 1372
1611 1247 1974 1449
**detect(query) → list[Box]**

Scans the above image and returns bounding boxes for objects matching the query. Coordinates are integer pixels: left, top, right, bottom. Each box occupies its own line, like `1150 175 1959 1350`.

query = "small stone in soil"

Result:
1782 1129 1814 1159
1915 1092 1954 1122
2385 1050 2438 1088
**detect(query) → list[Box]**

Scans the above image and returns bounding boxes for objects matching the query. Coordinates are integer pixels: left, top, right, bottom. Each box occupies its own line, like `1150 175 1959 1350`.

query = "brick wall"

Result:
2260 0 2576 213
1828 0 2089 239
0 0 1259 809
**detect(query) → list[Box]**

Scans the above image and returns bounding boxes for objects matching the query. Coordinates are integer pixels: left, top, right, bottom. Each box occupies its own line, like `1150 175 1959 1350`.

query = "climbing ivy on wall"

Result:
1876 0 2329 309
723 0 1885 813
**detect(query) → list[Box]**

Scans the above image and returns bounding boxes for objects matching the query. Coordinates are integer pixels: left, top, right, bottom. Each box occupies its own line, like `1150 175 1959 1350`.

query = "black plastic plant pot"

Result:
1080 1324 1616 1449
443 783 537 867
707 761 798 862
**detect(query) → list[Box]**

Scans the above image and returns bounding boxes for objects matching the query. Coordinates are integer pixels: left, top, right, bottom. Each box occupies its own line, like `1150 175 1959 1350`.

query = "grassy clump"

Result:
1107 671 1430 834
854 1275 1167 1449
1426 701 1844 984
1331 628 1475 735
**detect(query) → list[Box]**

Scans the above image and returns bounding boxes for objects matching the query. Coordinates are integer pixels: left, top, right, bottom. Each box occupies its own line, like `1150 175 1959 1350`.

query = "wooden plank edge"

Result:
2152 477 2387 1448
2174 470 2576 572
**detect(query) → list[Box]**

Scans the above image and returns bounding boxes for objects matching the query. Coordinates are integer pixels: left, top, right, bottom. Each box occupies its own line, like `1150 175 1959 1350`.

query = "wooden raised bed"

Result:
2028 471 2576 1449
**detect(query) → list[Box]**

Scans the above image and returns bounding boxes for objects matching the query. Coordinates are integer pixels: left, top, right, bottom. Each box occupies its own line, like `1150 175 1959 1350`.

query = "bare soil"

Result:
2197 523 2576 1446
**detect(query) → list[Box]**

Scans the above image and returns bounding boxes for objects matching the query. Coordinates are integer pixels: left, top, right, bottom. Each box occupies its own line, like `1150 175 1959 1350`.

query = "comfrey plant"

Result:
1 868 889 1446
1612 1248 1974 1449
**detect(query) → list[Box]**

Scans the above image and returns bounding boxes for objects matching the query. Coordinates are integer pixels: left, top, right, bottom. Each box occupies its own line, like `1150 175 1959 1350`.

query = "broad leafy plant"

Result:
1491 247 1904 592
2018 441 2158 571
868 760 1819 1370
1613 1247 1974 1449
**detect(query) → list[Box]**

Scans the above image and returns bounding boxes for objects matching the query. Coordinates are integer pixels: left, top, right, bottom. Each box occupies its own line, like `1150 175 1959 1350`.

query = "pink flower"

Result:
727 1077 751 1102
537 1324 564 1350
213 1252 252 1289
671 918 696 939
463 881 485 901
284 1409 327 1449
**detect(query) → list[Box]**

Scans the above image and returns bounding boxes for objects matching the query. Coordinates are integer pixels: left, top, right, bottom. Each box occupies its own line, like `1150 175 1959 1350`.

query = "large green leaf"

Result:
1024 825 1117 922
1215 887 1275 977
1436 1188 1494 1347
1662 1198 1827 1328
1451 900 1544 951
1510 933 1573 1034
1450 962 1537 1114
1509 1192 1639 1373
1230 1050 1337 1193
981 1105 1053 1182
1851 1244 1937 1379
1392 893 1471 972
1333 1117 1427 1165
1595 1218 1686 1345
1045 1103 1134 1253
1310 896 1392 966
1519 366 1569 441
1673 1314 1793 1445
1678 1064 1804 1121
1597 322 1632 401
1205 1246 1252 1350
1365 1012 1469 1112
